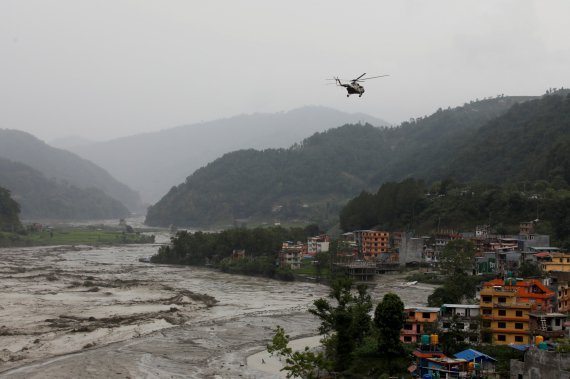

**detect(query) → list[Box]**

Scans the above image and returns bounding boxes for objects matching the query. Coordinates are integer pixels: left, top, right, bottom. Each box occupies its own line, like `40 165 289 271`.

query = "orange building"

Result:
480 278 555 345
354 230 389 261
400 307 440 343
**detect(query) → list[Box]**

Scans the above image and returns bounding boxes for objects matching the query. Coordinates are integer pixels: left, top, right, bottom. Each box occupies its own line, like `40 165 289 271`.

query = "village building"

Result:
511 346 570 379
549 271 570 313
439 304 480 344
539 252 570 273
480 278 555 345
353 230 389 261
401 307 440 343
528 312 568 341
279 241 304 270
306 234 330 257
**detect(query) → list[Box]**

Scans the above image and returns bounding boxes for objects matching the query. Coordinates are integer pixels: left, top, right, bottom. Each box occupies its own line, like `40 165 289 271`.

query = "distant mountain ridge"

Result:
0 157 130 220
145 94 558 228
0 129 141 213
64 106 389 203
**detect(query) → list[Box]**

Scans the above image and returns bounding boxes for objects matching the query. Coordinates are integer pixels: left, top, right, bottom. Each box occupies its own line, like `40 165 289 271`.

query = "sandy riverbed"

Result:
0 240 435 378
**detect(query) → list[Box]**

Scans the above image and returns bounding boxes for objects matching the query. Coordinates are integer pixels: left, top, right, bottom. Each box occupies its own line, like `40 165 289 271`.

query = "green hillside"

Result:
0 129 141 211
0 158 130 220
146 94 540 228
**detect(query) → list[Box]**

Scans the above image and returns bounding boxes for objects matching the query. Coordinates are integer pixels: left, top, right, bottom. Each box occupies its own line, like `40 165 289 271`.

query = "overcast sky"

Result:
1 1 569 142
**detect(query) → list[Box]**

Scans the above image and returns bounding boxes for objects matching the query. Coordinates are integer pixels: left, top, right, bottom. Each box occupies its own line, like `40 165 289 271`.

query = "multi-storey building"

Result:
529 312 567 341
306 235 330 256
480 278 555 345
439 304 480 344
279 241 304 270
400 307 440 343
354 230 389 261
540 252 570 273
550 271 570 312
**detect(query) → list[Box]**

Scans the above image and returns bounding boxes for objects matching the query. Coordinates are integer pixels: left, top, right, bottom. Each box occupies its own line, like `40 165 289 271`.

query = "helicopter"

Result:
330 73 389 97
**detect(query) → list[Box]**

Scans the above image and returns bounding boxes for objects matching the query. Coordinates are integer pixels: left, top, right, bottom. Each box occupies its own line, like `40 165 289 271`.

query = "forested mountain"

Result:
445 92 570 184
0 186 22 232
63 106 388 203
0 129 141 211
146 94 547 228
0 157 130 220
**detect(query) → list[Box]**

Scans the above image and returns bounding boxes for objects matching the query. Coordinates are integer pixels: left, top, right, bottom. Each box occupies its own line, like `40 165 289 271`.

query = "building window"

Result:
422 312 431 319
498 310 506 316
404 336 412 342
498 297 507 303
404 324 413 330
497 335 506 342
482 309 492 315
482 321 491 328
482 296 492 303
498 322 506 329
408 311 415 317
516 310 523 317
515 335 524 343
515 323 523 329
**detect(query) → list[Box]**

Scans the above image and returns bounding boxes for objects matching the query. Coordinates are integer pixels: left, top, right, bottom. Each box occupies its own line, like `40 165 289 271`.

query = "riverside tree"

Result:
374 292 405 356
309 278 372 373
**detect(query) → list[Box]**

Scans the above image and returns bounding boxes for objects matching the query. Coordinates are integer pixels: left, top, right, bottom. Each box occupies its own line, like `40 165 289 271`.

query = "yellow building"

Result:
540 252 570 273
480 278 555 345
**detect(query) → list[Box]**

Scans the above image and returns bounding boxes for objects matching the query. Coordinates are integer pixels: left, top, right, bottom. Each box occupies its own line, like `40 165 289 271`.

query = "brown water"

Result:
0 237 435 378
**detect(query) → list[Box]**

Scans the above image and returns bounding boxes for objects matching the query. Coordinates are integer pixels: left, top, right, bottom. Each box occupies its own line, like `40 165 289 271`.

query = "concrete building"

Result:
401 307 440 343
353 230 389 261
540 252 570 273
511 347 570 379
480 279 555 345
279 241 304 270
529 312 567 341
397 232 426 266
440 304 480 344
306 234 330 256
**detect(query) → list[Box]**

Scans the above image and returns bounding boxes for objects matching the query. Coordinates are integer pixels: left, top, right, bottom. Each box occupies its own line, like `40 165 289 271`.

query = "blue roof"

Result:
508 344 531 352
453 349 497 362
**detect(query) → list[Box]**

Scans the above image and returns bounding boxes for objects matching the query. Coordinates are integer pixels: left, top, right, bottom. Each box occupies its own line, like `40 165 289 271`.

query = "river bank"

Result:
0 241 436 378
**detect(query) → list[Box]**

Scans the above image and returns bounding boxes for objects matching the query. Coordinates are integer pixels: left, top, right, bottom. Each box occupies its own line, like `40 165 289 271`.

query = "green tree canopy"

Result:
373 292 405 356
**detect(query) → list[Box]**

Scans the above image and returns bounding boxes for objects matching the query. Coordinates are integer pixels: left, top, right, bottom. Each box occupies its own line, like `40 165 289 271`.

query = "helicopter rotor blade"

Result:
354 73 366 81
361 74 390 81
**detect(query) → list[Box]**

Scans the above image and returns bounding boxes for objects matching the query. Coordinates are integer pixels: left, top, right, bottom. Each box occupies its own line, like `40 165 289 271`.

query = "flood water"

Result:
0 233 436 378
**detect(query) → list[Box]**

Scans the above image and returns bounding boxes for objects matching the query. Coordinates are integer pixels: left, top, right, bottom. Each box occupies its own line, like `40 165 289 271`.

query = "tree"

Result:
438 239 477 275
309 278 372 372
374 293 405 356
266 326 331 379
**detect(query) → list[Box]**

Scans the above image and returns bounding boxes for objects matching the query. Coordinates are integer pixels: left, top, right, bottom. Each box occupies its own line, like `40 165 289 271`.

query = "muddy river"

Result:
0 235 436 378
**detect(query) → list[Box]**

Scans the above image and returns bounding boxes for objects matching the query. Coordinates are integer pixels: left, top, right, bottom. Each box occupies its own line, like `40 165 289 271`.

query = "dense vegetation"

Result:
151 225 319 279
269 281 411 377
0 226 155 247
0 186 22 232
0 129 141 212
0 157 130 220
147 95 535 228
340 177 570 248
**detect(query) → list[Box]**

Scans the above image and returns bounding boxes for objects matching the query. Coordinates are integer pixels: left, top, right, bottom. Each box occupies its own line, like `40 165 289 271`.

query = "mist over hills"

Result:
64 106 389 204
144 93 570 229
0 157 130 220
0 129 141 213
